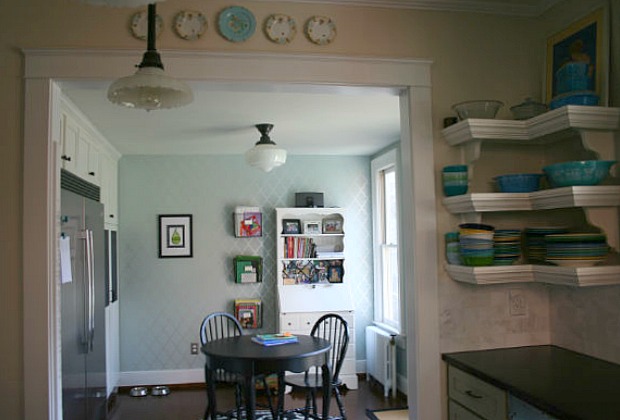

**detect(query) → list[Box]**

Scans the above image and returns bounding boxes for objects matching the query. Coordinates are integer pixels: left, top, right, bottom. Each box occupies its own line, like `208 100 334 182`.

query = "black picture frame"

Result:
158 214 193 258
282 219 301 234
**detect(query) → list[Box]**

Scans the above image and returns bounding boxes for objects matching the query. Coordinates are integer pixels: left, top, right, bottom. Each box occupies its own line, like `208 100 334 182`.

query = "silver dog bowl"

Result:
129 386 148 397
151 385 170 396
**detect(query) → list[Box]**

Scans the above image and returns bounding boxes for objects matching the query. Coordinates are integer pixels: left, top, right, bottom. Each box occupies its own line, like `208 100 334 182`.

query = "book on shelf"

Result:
234 206 262 237
251 333 299 346
234 298 262 329
234 255 263 283
283 237 316 258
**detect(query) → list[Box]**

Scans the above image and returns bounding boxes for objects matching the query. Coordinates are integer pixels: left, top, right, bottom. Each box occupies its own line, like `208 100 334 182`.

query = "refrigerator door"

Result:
61 189 88 420
84 194 107 419
61 189 107 420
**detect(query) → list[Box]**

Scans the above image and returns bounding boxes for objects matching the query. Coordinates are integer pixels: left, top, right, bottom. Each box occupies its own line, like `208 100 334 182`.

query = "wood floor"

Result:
108 377 407 420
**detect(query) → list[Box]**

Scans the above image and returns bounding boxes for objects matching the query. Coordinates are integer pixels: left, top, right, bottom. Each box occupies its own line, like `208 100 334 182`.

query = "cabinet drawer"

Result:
449 400 485 420
448 365 507 420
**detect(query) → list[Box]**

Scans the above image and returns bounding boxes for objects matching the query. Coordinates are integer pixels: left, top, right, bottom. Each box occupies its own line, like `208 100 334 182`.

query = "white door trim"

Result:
22 49 440 420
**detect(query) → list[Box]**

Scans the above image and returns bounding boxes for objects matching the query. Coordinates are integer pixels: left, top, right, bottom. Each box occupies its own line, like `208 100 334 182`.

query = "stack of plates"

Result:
493 229 522 265
459 223 494 266
523 226 569 263
545 233 609 267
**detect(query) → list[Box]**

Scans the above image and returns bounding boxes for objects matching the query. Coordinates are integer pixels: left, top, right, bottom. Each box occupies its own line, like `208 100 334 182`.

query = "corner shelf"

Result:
442 106 620 287
445 263 620 287
442 105 620 163
443 186 620 213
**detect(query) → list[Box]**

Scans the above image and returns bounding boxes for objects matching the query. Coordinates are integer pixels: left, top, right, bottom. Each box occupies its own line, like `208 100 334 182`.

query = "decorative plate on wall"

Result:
305 16 336 45
218 6 256 42
174 10 207 41
130 10 163 40
264 14 297 44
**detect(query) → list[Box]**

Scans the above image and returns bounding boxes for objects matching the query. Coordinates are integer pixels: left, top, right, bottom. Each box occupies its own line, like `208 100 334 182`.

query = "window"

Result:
371 148 401 333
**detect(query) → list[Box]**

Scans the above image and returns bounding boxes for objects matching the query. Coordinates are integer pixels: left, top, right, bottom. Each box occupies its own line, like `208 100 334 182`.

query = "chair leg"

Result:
235 383 243 419
334 386 347 420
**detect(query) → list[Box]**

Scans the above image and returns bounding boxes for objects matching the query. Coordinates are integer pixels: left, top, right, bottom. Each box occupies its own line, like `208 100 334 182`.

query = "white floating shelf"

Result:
442 106 620 147
445 263 620 287
443 186 620 214
444 264 535 285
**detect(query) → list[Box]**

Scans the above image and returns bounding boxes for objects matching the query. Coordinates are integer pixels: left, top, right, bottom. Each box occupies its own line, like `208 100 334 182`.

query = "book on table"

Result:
251 333 299 346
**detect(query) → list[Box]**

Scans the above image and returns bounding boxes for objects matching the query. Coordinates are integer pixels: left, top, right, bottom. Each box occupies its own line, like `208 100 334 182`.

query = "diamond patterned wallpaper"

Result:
118 155 373 372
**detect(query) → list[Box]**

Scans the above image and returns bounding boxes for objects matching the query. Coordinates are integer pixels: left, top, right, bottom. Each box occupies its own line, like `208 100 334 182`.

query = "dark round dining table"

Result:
201 334 332 420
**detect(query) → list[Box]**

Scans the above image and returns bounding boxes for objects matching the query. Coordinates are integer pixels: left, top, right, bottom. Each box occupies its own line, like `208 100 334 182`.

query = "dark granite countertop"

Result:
443 345 620 420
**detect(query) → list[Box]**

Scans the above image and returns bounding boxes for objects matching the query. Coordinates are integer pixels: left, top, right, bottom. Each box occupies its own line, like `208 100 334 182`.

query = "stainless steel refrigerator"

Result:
60 173 107 420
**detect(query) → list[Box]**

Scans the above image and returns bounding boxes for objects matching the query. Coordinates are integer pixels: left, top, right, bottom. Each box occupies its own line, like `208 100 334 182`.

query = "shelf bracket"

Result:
578 130 617 175
583 207 620 252
461 140 482 165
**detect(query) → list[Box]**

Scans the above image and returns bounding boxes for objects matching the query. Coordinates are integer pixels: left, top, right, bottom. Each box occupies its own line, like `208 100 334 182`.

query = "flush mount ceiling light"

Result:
107 3 193 111
245 124 287 173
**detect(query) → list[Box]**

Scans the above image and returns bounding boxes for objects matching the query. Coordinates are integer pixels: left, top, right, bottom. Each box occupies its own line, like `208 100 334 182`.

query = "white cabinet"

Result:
442 106 620 287
100 154 119 227
61 97 120 227
275 208 358 389
61 111 101 186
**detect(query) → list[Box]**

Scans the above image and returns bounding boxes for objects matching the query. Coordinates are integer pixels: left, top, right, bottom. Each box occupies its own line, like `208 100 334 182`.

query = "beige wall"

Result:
7 0 617 418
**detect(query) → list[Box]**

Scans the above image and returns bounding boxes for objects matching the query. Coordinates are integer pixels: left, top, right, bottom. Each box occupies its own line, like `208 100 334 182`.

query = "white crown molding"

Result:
253 0 564 17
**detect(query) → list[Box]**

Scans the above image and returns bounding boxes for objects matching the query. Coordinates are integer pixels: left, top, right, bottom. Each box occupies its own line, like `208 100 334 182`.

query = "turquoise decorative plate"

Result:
218 6 256 42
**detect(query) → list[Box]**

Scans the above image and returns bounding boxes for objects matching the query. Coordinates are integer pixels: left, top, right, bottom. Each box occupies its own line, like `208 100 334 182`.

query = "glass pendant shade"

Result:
245 124 287 172
107 3 193 110
107 67 193 110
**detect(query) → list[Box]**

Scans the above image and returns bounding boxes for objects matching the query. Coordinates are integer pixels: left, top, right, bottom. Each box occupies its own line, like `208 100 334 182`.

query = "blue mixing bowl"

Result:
543 160 617 187
495 173 543 192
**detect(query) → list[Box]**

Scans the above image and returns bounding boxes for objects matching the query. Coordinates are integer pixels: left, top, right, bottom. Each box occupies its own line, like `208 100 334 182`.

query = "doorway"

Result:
22 50 440 420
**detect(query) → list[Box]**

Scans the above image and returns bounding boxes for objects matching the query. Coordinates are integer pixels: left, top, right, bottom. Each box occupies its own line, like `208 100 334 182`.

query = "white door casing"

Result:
22 49 439 420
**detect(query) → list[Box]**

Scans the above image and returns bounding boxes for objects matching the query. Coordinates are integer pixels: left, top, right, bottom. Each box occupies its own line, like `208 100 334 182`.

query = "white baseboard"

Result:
118 369 204 387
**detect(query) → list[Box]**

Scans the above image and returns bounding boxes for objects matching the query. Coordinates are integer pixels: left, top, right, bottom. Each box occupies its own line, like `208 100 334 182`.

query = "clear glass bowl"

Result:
452 100 503 120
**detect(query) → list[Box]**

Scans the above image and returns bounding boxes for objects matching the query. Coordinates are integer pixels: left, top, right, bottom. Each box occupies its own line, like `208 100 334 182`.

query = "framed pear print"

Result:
159 214 193 258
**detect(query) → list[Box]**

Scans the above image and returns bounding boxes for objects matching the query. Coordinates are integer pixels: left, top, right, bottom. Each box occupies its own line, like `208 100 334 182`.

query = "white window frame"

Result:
371 147 402 334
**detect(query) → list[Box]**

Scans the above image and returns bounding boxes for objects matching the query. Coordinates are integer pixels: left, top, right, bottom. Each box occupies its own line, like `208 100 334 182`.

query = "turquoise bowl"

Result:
543 160 617 187
495 173 543 192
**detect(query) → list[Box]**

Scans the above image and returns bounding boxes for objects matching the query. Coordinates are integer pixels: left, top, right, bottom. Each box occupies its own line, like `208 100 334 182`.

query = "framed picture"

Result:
158 214 193 258
282 219 301 234
303 221 322 234
322 218 343 234
545 8 608 104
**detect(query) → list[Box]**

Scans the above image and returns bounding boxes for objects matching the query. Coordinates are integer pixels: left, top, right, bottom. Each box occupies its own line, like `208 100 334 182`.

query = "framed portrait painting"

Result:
545 8 608 105
159 214 193 258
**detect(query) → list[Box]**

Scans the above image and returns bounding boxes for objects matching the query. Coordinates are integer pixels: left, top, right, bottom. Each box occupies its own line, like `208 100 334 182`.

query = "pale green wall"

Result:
119 154 374 371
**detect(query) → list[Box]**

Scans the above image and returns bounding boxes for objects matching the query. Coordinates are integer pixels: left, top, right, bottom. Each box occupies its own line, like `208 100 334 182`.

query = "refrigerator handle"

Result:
86 229 96 352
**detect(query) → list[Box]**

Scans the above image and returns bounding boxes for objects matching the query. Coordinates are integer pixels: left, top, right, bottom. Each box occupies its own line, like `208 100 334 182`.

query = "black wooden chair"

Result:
285 313 350 420
200 312 274 420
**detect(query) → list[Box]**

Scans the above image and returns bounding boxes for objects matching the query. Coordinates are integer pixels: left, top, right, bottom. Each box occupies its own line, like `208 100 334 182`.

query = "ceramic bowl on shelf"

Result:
451 100 503 120
494 173 543 192
542 160 617 187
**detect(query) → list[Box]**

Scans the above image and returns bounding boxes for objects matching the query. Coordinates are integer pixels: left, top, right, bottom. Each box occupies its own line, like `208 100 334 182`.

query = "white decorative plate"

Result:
305 16 336 45
130 10 163 41
174 10 207 41
264 14 297 44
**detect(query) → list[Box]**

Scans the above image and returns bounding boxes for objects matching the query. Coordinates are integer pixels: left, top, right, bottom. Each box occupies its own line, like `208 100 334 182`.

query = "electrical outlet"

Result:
190 342 199 355
509 289 527 316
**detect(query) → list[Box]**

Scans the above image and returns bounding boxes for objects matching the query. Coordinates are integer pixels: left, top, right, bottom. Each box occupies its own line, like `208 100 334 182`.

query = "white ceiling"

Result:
60 0 560 157
60 80 403 156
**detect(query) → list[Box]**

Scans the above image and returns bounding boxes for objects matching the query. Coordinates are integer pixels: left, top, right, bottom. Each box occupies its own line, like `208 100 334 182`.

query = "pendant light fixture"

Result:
107 3 193 111
245 124 287 173
79 0 163 7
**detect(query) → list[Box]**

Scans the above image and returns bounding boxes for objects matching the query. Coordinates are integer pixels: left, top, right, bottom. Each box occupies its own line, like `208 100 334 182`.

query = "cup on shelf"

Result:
442 165 468 197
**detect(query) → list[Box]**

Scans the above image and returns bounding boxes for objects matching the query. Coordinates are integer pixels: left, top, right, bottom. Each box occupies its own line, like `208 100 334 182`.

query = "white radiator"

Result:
365 325 397 398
